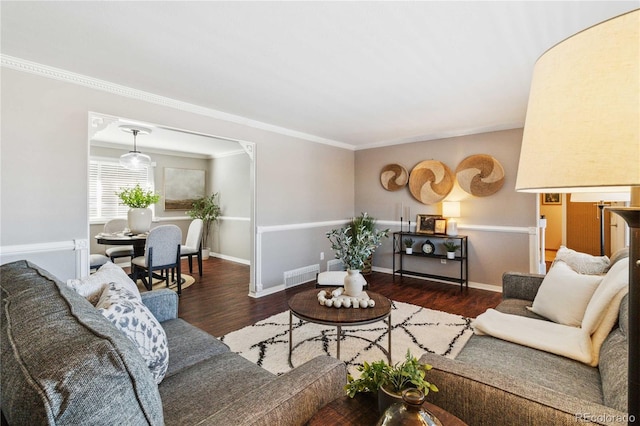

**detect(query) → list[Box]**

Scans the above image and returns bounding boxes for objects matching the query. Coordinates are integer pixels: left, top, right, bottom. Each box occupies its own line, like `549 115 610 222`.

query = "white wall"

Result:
0 68 355 295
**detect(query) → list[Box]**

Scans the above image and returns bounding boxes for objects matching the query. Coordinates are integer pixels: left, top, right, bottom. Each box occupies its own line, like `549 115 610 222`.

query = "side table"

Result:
306 393 467 426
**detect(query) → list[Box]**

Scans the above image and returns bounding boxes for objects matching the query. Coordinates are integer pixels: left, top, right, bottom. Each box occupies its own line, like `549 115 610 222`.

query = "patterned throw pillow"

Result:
67 262 141 305
553 246 610 275
96 283 169 384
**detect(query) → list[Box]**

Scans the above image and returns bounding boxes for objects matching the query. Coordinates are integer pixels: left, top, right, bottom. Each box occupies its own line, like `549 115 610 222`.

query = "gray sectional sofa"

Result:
0 260 346 425
420 249 630 425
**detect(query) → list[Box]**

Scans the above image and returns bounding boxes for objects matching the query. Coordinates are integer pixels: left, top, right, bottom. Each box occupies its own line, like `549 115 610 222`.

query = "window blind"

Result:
89 159 154 221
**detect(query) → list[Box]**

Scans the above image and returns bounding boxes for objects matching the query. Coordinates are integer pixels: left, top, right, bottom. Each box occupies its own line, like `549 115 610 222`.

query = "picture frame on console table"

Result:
416 214 441 234
434 218 447 235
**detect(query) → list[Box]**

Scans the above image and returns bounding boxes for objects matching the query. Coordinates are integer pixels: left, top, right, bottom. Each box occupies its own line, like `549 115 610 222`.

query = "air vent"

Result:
327 259 344 271
283 264 320 288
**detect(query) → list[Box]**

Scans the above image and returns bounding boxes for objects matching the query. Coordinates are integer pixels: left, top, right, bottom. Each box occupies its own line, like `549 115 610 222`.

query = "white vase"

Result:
405 248 413 254
202 247 210 260
447 251 456 259
344 269 365 297
128 208 152 234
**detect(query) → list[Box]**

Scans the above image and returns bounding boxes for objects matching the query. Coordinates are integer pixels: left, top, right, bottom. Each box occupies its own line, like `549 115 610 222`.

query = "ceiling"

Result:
2 1 638 151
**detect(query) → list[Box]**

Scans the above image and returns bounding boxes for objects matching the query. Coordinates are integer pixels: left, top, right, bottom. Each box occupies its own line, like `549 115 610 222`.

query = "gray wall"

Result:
355 129 536 289
0 68 354 295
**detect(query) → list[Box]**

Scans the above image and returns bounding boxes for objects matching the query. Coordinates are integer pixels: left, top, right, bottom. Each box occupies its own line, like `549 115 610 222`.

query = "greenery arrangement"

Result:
403 237 414 248
187 193 222 247
345 350 438 398
443 240 461 252
326 212 389 271
116 184 160 208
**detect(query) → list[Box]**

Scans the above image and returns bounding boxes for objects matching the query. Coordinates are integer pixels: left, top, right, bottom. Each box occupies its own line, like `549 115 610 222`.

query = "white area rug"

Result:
220 301 473 376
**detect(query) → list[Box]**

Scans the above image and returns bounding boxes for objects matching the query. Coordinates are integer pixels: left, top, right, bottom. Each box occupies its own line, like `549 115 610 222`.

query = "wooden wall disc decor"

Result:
380 164 408 191
408 160 454 205
455 154 505 197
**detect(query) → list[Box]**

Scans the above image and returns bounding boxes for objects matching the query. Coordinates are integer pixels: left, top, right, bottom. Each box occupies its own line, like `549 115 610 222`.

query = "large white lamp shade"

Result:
515 10 639 421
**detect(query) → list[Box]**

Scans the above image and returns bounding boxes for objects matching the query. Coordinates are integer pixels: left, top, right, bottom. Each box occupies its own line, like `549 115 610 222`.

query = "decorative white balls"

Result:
316 289 374 308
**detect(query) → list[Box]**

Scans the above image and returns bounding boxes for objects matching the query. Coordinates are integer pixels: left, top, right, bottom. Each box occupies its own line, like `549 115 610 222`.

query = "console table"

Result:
393 232 468 290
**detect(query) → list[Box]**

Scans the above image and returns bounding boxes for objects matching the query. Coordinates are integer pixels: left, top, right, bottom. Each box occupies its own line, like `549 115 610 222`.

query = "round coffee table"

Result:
288 288 392 367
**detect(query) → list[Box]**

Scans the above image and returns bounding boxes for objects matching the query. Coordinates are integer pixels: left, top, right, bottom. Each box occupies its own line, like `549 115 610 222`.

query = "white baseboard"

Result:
208 252 250 265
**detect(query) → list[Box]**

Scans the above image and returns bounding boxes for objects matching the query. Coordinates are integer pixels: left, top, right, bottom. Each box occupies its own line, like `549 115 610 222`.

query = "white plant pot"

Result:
405 248 413 254
447 251 456 259
344 269 365 297
128 208 152 234
202 247 210 260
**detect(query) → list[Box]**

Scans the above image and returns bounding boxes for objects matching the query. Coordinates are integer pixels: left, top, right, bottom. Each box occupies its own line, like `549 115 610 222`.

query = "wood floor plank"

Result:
165 258 503 337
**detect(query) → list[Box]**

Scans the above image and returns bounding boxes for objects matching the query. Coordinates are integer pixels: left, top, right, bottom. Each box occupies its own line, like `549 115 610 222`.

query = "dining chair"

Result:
104 218 134 262
89 254 110 272
180 219 203 277
131 225 183 295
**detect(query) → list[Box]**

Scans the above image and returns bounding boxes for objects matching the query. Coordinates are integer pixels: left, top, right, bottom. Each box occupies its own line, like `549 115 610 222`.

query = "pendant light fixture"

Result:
119 125 152 170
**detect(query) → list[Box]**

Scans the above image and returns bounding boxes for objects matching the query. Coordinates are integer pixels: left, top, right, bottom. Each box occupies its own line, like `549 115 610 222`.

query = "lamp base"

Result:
446 220 458 236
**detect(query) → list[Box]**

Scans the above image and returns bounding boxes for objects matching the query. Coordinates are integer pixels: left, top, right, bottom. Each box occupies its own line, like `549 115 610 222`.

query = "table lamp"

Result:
515 9 639 422
442 201 460 236
570 192 631 256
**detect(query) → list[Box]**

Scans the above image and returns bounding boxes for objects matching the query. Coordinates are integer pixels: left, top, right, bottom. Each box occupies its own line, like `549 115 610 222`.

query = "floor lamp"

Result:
570 192 631 256
515 10 639 424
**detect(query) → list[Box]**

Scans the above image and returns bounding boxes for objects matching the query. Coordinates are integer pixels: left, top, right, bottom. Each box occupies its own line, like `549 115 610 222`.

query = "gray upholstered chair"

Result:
131 225 183 295
180 219 203 277
103 218 134 262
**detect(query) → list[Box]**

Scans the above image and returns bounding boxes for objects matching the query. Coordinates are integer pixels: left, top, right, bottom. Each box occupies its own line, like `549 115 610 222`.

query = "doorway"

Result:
87 112 256 294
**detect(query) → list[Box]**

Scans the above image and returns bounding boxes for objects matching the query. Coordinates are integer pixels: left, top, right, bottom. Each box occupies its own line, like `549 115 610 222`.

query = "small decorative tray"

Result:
317 288 375 308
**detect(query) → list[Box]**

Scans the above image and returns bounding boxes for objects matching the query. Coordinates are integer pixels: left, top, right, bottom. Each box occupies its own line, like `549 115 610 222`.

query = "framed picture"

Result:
416 214 441 234
164 167 205 210
542 193 562 205
434 218 447 235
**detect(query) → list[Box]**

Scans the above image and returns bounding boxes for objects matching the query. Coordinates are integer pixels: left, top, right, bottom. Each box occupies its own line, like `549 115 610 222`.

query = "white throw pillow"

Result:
67 262 141 305
554 246 609 275
529 260 603 327
96 282 169 384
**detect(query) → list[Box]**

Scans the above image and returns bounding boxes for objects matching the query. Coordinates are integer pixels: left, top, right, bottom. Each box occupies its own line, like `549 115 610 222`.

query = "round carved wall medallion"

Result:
455 154 505 197
380 164 408 191
408 160 454 205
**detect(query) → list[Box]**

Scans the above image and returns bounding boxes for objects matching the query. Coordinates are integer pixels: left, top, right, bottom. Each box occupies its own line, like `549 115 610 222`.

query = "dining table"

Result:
95 232 148 259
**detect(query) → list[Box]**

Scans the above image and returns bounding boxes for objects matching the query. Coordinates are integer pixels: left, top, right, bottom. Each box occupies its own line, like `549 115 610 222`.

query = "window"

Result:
89 158 154 222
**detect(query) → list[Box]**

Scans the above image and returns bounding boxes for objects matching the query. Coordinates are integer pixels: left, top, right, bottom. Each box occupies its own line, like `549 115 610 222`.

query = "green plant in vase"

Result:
345 350 438 413
403 237 414 254
187 193 222 256
443 240 461 259
116 184 160 233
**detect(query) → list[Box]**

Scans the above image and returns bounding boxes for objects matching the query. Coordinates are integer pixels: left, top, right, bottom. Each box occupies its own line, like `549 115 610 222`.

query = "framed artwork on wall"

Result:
416 214 441 234
164 167 205 210
542 193 562 205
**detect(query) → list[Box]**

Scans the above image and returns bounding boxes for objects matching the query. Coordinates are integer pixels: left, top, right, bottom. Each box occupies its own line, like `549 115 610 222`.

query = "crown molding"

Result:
1 54 355 151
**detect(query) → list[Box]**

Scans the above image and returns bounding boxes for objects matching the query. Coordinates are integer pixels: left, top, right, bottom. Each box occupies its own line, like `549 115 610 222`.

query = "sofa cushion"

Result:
456 334 603 404
162 318 230 378
67 261 141 305
529 260 602 326
1 260 163 426
96 282 169 384
158 351 275 425
553 245 610 274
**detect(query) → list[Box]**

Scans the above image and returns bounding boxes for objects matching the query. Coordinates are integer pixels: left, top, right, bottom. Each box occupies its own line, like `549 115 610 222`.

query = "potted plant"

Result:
347 213 380 275
403 237 414 254
443 240 461 259
326 213 388 297
187 193 222 259
345 350 438 414
116 184 160 233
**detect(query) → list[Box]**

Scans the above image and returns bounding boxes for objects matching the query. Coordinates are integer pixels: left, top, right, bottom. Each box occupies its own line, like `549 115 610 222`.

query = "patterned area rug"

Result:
221 301 473 377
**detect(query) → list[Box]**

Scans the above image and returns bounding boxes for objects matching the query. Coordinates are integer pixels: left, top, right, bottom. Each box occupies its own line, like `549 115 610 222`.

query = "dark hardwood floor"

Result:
165 257 503 337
